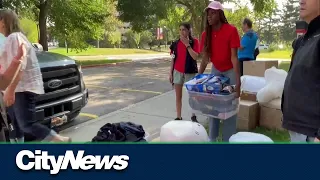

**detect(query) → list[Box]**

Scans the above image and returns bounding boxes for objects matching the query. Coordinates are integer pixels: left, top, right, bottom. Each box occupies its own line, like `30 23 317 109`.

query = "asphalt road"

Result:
58 59 173 130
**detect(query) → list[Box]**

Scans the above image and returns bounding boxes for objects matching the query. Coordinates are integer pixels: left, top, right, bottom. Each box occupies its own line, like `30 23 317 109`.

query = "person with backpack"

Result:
238 18 258 76
198 1 241 142
169 22 200 122
281 0 320 142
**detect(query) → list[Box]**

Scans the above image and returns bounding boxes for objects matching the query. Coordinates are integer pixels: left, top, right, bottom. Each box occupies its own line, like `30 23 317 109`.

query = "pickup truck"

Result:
0 48 89 141
35 51 88 129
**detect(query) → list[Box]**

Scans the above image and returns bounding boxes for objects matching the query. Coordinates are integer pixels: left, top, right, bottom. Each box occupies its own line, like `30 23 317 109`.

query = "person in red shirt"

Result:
169 22 200 121
199 1 241 142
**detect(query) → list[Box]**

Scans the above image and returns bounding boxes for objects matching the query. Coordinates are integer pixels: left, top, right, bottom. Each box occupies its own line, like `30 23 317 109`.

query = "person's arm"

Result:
198 32 208 74
0 38 26 91
3 34 27 106
230 27 241 98
188 38 200 60
199 54 209 74
239 34 249 51
6 34 26 90
187 46 199 60
181 37 199 60
169 44 175 74
0 57 22 90
231 48 241 90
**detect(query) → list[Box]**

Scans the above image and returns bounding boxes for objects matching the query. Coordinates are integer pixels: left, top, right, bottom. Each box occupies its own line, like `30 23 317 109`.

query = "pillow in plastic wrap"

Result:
229 132 273 143
241 75 266 93
264 66 288 84
160 120 209 142
257 67 288 103
257 81 283 103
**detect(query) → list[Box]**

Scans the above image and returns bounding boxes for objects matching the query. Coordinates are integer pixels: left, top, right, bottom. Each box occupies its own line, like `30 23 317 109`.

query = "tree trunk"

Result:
39 0 50 51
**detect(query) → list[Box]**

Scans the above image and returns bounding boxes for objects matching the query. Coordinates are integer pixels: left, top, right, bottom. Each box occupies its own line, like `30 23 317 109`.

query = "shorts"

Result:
173 70 196 85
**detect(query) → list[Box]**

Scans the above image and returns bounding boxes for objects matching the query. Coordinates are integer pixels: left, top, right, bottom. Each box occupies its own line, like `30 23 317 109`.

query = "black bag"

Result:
254 48 260 60
91 122 146 142
0 94 12 142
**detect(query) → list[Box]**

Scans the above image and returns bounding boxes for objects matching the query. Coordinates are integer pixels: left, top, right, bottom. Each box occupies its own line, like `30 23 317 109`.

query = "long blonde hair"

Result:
0 9 21 36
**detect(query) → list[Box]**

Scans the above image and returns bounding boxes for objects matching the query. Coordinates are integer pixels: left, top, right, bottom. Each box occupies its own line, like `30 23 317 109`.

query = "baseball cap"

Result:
205 1 224 11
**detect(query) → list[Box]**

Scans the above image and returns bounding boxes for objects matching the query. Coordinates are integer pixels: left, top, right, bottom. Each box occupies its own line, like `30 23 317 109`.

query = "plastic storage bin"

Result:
187 90 239 120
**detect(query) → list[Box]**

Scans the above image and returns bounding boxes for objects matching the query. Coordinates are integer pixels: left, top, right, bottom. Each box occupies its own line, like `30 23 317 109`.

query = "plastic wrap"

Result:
241 75 266 93
257 67 288 103
229 132 274 143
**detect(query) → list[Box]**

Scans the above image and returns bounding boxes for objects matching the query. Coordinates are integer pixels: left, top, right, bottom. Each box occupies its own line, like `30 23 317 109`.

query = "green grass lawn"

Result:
258 50 292 59
252 127 290 142
75 59 131 66
49 48 163 56
279 61 291 72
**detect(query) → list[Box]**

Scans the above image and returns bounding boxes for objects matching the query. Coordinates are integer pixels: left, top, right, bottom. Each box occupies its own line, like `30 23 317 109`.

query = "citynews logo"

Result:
16 150 129 175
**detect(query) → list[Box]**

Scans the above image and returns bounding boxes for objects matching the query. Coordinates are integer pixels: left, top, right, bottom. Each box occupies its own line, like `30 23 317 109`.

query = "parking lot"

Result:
58 59 173 130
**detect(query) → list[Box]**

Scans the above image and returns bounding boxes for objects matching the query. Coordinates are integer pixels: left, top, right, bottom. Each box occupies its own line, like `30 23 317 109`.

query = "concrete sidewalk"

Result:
59 90 208 142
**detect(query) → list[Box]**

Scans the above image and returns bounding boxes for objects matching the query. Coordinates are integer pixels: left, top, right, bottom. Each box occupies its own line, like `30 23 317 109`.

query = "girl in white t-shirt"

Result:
0 9 71 143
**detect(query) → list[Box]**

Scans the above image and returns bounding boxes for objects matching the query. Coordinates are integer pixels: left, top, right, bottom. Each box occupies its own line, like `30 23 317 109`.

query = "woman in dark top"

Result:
169 22 200 122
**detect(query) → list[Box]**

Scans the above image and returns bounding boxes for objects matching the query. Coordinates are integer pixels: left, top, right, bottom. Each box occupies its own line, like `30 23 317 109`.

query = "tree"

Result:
257 6 281 44
117 0 171 32
107 31 122 48
20 17 38 43
224 6 251 34
117 0 276 39
2 0 109 51
140 30 153 48
49 0 107 51
280 0 299 42
159 6 190 41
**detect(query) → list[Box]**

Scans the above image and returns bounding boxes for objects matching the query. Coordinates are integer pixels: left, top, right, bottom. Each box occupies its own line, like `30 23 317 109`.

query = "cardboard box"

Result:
243 61 279 77
259 98 284 130
240 91 257 102
237 100 260 131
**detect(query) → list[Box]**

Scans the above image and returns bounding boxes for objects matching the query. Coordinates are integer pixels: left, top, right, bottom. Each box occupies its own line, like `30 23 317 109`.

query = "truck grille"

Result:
36 64 81 105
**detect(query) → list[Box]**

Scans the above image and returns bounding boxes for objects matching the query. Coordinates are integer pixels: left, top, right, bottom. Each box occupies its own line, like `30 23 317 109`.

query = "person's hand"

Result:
3 90 15 107
180 36 190 47
314 138 320 143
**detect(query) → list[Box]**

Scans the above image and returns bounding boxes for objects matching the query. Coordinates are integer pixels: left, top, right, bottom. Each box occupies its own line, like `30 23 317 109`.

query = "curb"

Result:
80 58 171 69
81 61 132 69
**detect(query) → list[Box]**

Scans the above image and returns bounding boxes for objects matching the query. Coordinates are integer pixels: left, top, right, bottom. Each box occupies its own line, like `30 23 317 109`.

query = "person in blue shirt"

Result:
238 18 258 76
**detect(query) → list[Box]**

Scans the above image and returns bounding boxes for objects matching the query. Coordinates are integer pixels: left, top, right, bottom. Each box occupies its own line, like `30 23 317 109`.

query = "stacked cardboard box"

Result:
243 60 278 77
237 99 259 131
259 99 284 130
237 61 282 131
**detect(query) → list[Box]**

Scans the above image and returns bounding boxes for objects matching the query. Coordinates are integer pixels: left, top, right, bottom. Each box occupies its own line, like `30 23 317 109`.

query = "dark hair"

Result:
180 22 193 40
0 9 21 36
243 18 253 28
203 9 228 57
